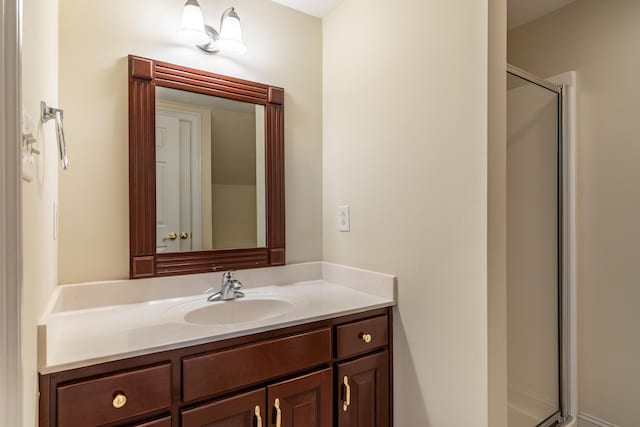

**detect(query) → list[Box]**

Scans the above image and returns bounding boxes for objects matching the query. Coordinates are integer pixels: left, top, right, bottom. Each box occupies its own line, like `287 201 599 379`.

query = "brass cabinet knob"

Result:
112 393 127 409
360 333 372 344
180 232 189 240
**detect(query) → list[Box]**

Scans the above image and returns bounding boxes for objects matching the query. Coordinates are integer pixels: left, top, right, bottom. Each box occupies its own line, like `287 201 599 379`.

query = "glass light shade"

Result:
218 14 247 54
179 0 209 45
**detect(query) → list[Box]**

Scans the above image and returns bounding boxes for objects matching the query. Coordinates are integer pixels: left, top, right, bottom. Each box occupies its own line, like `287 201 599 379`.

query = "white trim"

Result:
0 0 23 426
548 71 578 420
578 412 619 427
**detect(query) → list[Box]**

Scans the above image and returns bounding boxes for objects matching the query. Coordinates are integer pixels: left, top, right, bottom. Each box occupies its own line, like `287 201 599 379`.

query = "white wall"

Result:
58 0 323 283
21 0 59 425
509 1 640 425
323 0 493 425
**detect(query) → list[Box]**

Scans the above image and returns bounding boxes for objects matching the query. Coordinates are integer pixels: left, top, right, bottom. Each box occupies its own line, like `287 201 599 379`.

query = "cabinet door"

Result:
337 351 389 427
267 368 332 427
181 388 266 427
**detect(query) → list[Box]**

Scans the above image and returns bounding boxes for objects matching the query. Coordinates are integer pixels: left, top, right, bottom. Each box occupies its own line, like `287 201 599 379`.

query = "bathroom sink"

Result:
183 297 295 325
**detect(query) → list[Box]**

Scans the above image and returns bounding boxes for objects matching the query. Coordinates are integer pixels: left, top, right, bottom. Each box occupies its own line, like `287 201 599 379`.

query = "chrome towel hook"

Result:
41 101 69 170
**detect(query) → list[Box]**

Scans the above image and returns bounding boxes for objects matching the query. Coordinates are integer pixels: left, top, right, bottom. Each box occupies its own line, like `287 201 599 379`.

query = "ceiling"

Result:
271 0 343 18
508 0 577 30
271 0 576 28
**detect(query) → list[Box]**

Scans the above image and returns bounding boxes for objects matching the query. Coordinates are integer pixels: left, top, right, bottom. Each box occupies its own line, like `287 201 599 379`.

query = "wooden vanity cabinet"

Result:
39 307 393 427
267 368 333 427
181 368 333 427
337 352 390 427
181 389 265 427
55 363 172 427
335 315 390 427
182 328 332 402
133 417 172 427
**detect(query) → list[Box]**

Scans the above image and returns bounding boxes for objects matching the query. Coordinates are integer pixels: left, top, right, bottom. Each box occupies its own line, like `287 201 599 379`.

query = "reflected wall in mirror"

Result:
129 55 285 279
155 87 266 253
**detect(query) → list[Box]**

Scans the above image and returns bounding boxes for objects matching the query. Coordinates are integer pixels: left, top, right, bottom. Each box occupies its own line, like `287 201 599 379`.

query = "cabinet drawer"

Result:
183 328 332 402
56 363 172 427
336 316 388 359
134 416 172 427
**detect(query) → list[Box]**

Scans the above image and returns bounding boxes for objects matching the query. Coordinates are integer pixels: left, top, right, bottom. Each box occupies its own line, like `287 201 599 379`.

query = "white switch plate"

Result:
22 146 35 182
338 205 350 232
21 111 37 182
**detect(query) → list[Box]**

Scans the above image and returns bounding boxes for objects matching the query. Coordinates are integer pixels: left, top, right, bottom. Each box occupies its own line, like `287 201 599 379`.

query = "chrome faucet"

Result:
207 271 245 302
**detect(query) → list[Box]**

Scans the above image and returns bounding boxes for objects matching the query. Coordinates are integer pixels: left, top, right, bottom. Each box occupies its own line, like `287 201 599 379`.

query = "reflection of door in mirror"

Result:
155 108 203 253
155 87 266 253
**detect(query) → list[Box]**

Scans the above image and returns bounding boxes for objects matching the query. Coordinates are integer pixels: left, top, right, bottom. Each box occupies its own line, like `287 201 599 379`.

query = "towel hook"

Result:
41 101 69 170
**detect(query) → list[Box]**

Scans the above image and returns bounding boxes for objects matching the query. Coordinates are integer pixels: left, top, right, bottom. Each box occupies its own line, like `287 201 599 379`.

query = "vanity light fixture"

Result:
179 0 247 55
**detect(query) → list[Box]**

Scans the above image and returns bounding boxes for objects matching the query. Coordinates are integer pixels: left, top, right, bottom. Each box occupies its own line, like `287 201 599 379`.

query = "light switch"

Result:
338 205 350 232
21 111 37 182
22 145 35 182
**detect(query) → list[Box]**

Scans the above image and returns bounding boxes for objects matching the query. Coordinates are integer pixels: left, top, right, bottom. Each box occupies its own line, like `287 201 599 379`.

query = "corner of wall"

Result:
21 0 60 424
488 0 508 426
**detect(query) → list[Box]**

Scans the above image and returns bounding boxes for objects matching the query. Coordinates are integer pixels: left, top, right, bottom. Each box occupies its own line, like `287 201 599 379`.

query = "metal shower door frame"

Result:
507 64 568 427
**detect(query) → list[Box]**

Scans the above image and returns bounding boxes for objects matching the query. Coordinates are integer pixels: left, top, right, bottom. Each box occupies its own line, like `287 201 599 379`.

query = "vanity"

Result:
38 57 395 427
38 263 395 427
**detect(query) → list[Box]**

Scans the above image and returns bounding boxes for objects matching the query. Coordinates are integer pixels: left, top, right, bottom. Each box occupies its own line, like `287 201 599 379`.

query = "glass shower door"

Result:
507 68 563 427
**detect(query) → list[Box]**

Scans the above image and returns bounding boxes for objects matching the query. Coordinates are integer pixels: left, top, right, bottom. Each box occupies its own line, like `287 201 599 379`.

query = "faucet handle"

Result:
222 271 235 281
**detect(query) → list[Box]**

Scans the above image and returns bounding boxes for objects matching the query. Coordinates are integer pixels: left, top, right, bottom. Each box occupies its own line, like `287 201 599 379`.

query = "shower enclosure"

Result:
507 65 569 427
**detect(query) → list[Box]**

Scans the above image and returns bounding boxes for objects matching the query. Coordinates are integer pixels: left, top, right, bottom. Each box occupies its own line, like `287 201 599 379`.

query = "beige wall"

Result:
21 0 59 425
509 1 640 424
211 108 257 249
323 0 492 424
211 108 256 186
488 0 508 425
212 184 257 249
58 0 323 283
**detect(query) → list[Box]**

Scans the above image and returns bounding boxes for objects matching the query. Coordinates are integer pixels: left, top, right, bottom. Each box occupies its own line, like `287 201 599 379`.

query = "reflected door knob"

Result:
163 232 178 242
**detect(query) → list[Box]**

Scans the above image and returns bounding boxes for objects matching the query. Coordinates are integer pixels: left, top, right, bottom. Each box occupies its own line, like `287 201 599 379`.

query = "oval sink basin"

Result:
184 298 295 325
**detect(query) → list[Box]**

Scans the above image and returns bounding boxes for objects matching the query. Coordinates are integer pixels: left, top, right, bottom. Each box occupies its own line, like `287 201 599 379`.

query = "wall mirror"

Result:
129 55 285 278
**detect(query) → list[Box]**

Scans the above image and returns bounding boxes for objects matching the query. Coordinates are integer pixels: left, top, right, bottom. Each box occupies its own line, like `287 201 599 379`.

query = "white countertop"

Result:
39 262 396 374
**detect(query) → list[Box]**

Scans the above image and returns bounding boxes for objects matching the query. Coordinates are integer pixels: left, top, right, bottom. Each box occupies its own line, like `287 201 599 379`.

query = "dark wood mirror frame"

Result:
128 55 285 279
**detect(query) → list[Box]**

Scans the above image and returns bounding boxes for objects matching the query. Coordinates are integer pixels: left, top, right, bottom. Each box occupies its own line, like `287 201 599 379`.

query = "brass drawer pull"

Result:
180 232 190 240
112 393 127 409
360 333 372 344
274 398 282 427
343 376 351 411
254 405 262 427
